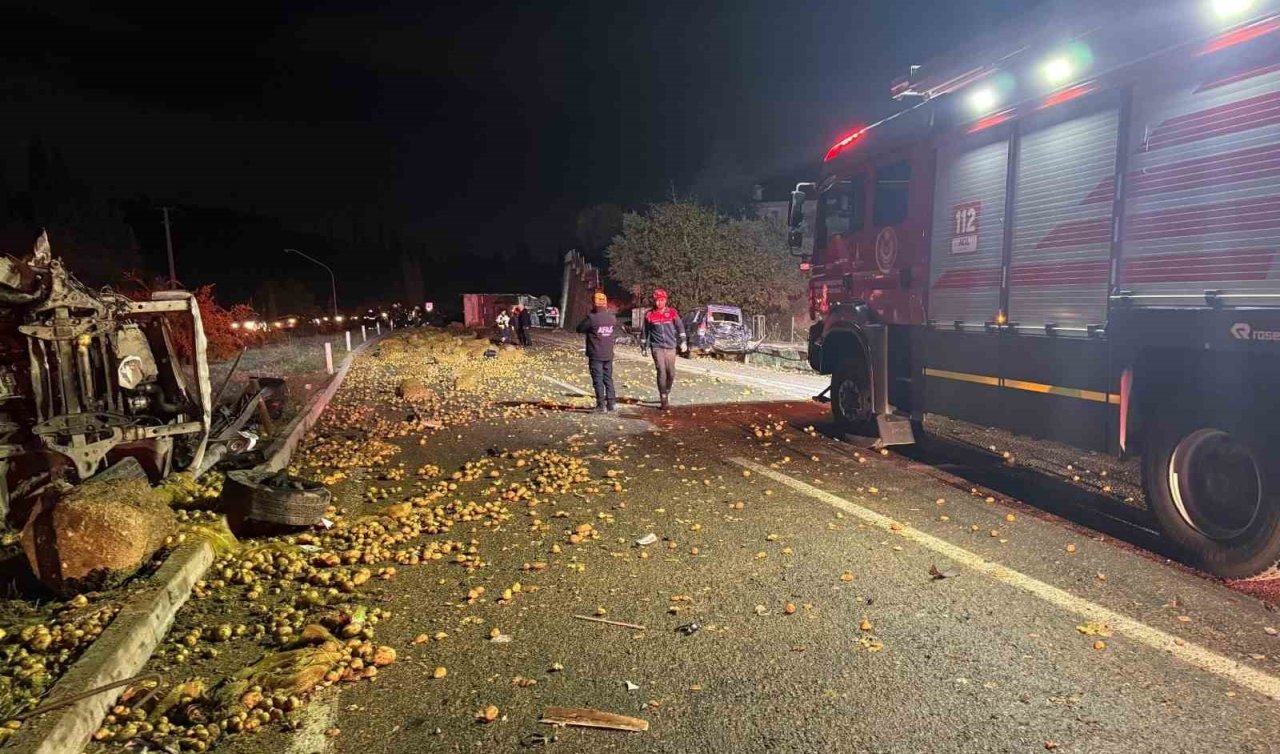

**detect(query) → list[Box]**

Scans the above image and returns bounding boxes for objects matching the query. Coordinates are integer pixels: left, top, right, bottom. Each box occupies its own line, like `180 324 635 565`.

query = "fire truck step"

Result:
873 414 917 448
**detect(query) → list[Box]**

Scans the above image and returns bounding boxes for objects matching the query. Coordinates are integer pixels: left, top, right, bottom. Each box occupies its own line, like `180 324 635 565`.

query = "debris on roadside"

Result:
521 732 559 748
22 475 177 596
635 533 659 546
573 615 646 630
539 706 649 732
928 564 959 581
675 622 701 636
858 635 884 652
1077 622 1113 637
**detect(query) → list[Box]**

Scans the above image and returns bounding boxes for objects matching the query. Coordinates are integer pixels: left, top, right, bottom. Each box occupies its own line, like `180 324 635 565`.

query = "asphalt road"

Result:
219 332 1280 754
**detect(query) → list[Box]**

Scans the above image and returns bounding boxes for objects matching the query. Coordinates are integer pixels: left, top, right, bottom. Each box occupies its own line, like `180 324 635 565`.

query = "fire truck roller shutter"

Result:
1119 56 1280 306
928 129 1010 325
1008 103 1120 329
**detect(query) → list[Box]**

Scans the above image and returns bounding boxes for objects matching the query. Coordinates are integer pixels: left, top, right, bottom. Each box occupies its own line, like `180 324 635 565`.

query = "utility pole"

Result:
160 207 177 288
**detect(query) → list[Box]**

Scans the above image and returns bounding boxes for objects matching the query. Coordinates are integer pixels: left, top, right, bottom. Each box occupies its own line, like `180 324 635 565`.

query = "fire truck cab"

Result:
790 0 1280 577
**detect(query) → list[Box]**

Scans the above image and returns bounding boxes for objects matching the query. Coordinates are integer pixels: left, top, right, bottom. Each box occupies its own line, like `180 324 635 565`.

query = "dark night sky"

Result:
0 0 1042 302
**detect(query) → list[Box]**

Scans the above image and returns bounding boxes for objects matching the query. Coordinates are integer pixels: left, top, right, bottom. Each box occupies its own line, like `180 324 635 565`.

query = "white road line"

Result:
673 360 820 397
540 375 592 397
287 696 335 754
729 456 1280 701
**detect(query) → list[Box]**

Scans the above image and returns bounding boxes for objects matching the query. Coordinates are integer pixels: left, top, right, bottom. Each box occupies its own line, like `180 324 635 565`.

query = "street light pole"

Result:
283 248 338 319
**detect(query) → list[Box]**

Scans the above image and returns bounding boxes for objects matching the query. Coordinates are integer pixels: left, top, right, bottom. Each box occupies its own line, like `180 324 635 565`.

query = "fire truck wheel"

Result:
1143 416 1280 579
831 361 873 433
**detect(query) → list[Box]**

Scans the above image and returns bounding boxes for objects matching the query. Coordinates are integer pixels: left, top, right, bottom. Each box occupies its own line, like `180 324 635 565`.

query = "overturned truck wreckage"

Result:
0 232 211 525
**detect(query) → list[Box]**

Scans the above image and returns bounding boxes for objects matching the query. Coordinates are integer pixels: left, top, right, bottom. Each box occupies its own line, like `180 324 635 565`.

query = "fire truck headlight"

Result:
1211 0 1254 19
968 87 999 113
1043 57 1074 86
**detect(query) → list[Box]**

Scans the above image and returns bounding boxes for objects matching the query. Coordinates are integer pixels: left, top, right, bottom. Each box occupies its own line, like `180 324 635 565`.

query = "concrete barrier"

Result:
8 540 213 754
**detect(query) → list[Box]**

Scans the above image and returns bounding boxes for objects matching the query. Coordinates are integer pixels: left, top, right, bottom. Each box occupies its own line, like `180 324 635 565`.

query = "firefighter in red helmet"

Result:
640 287 686 410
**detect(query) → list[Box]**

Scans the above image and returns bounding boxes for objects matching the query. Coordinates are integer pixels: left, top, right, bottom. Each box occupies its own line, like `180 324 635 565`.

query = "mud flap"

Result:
873 414 916 448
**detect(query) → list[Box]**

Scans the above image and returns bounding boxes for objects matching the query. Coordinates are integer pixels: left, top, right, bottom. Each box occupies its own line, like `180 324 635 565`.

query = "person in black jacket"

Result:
515 305 533 346
576 291 617 412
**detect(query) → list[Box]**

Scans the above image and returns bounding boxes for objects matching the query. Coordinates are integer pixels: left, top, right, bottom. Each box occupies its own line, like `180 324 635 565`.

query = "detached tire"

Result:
1143 414 1280 579
223 469 332 528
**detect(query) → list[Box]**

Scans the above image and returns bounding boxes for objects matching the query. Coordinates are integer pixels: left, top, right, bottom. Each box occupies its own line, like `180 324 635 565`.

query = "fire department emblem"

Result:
875 227 898 273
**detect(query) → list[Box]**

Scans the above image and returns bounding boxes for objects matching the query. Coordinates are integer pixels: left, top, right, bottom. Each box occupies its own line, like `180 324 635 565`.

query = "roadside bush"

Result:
606 199 805 316
122 274 266 361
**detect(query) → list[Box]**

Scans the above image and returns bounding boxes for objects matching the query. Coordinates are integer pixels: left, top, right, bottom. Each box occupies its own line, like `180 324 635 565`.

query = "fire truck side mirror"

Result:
787 183 814 253
787 190 806 231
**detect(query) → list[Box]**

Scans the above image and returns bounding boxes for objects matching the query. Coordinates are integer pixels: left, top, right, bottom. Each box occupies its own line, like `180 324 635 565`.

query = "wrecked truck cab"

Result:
0 232 211 523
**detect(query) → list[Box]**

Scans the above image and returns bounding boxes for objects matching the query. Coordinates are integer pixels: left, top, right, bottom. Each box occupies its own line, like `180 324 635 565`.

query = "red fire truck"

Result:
788 0 1280 577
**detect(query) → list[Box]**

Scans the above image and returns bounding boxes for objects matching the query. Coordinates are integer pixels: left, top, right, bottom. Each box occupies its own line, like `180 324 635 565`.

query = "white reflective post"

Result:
345 331 352 351
361 325 367 342
376 322 381 335
324 342 334 375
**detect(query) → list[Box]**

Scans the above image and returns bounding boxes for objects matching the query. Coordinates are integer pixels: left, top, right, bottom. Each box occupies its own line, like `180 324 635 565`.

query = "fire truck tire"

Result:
831 361 873 434
1142 414 1280 579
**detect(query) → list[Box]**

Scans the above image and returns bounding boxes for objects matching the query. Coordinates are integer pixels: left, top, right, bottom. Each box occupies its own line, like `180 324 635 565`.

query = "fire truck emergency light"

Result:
968 87 999 114
1042 57 1074 86
1211 0 1254 19
824 129 864 162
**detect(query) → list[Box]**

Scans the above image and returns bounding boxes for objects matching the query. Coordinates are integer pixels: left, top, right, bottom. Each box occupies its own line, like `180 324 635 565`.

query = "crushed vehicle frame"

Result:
0 232 211 523
683 304 756 356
